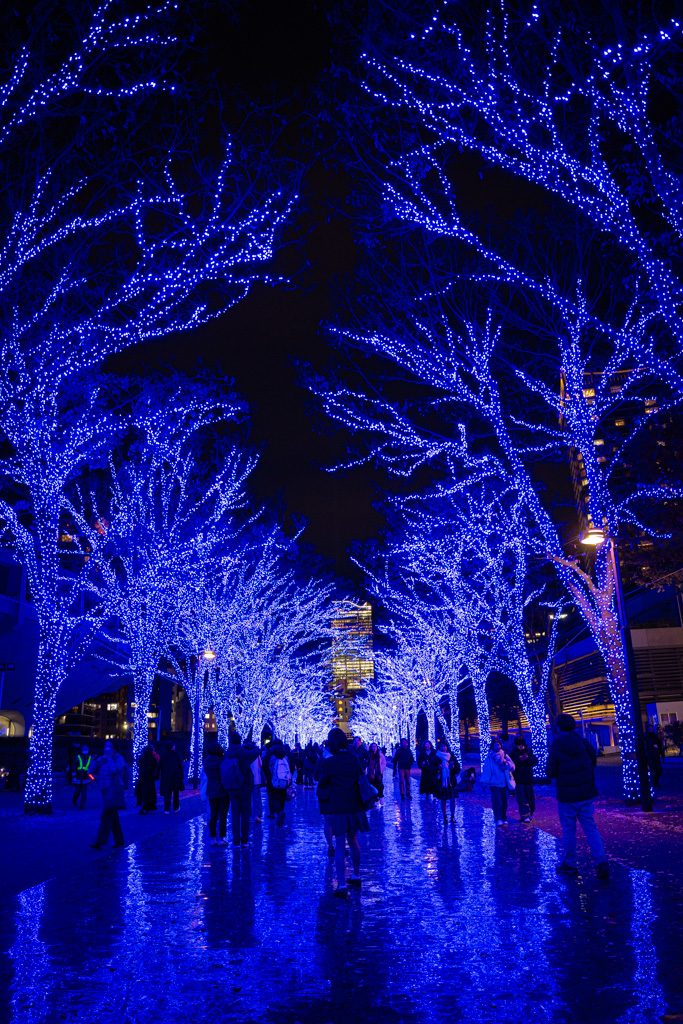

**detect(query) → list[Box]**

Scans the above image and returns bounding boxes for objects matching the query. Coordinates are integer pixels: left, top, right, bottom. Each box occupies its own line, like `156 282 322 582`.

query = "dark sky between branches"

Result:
110 0 572 584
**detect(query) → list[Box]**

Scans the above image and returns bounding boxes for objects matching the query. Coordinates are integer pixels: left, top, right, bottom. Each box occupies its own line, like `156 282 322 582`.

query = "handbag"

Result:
507 772 517 794
285 783 297 802
358 774 378 810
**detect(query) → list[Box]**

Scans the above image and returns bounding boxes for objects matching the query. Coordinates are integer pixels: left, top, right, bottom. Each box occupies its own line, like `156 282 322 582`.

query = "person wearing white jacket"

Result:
481 738 516 826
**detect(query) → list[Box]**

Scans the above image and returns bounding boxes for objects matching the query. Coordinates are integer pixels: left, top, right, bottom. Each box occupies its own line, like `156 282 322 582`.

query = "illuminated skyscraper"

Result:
330 601 374 733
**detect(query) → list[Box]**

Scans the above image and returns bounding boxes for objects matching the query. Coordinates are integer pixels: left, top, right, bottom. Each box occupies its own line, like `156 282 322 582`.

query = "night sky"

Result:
111 0 388 582
109 0 570 584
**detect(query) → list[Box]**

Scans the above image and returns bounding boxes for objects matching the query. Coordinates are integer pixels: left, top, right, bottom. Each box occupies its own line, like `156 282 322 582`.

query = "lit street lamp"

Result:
190 649 216 788
579 528 653 811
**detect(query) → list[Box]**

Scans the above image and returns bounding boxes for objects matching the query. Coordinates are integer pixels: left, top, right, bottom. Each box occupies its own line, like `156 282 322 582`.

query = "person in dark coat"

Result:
203 741 229 845
644 724 664 788
314 740 336 854
417 741 437 800
318 727 369 897
221 732 260 848
547 714 609 879
159 741 184 813
135 745 157 814
302 742 316 788
392 738 414 800
264 739 293 826
367 743 386 805
434 741 460 823
350 736 368 772
510 735 538 822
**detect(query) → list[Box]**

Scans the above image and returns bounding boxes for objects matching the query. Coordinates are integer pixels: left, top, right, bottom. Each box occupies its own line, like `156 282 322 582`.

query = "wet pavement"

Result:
1 783 681 1024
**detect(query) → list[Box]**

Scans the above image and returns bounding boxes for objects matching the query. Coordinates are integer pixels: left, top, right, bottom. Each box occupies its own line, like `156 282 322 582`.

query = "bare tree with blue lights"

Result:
312 1 683 799
0 2 295 811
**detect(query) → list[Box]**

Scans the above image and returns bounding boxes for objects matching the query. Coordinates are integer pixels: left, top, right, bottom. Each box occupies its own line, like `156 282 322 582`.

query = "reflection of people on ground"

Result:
547 714 609 880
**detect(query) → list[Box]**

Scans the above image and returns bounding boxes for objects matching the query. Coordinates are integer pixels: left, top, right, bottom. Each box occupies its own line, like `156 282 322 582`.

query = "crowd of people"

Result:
81 713 629 888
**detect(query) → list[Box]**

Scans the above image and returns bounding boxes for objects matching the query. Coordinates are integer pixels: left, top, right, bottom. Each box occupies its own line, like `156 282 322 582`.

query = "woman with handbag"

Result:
318 728 370 898
90 740 129 849
434 741 460 823
367 743 386 806
481 738 516 826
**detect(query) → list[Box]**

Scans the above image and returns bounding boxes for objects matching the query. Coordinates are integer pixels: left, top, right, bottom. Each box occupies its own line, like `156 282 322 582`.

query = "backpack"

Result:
270 755 292 789
220 756 245 792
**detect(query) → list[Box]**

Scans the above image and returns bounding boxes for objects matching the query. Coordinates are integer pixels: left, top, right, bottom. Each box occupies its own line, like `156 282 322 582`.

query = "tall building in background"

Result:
330 601 374 733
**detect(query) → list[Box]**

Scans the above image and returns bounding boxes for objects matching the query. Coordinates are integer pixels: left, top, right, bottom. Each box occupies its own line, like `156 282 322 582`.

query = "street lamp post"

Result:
190 649 215 789
580 529 653 811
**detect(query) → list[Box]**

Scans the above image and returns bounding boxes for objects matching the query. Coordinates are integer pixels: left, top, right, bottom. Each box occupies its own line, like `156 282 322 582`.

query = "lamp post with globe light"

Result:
579 529 653 812
190 649 216 788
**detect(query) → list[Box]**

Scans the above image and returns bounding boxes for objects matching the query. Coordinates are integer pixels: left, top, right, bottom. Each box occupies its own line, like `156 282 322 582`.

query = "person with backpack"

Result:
510 735 538 822
265 739 293 826
220 732 260 848
317 727 370 897
72 744 94 809
203 741 229 846
547 714 609 879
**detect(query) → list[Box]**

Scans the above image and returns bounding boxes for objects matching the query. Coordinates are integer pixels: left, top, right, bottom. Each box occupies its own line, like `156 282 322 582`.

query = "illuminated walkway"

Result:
1 786 681 1024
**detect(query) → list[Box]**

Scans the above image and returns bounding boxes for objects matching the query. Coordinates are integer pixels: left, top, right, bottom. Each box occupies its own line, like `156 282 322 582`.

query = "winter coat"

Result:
203 747 228 799
393 746 414 770
547 732 598 803
221 744 259 793
434 749 461 787
97 753 129 808
265 746 292 790
317 750 364 815
135 751 158 807
509 746 538 786
302 747 316 772
481 750 515 788
351 743 369 771
367 749 386 778
159 750 184 796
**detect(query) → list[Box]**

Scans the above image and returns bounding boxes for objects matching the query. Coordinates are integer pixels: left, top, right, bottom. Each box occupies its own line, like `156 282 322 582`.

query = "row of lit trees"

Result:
311 1 683 800
0 1 316 812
